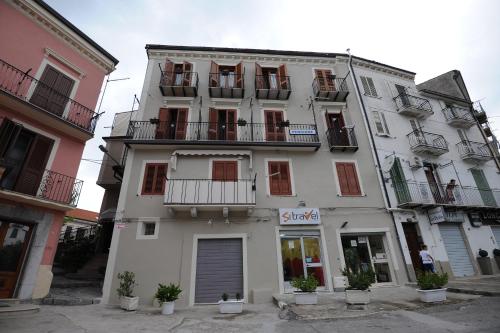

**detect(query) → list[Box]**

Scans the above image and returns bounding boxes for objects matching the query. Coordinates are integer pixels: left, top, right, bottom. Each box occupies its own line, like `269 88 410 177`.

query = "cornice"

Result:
350 58 415 80
11 0 116 74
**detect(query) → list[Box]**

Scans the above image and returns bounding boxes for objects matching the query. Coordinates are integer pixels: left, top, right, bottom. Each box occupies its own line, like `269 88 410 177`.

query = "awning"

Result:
171 150 253 170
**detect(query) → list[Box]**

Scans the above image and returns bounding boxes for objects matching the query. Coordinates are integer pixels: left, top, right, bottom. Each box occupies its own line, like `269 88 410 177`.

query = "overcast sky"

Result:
43 0 500 212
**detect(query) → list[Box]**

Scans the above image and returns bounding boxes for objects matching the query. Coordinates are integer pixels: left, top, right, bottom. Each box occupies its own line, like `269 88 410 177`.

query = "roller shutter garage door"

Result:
439 224 475 277
195 238 243 303
492 227 500 247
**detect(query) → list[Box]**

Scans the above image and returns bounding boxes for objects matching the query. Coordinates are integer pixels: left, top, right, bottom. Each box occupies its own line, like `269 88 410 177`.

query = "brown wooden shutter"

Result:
208 108 217 140
279 162 292 195
30 66 59 110
235 62 243 88
182 61 192 86
164 59 174 85
154 164 167 194
48 74 74 116
142 164 156 194
278 64 288 89
212 161 225 181
175 109 188 140
142 163 167 195
14 134 54 196
268 162 281 195
156 108 171 139
264 110 285 141
210 61 219 87
226 110 236 141
336 162 361 195
31 66 75 116
255 63 263 89
0 118 22 158
268 161 292 195
212 161 237 181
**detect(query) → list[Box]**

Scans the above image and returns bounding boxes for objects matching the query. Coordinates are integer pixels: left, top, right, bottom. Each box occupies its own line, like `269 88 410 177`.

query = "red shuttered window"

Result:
212 161 238 181
142 163 168 195
335 162 362 196
268 161 292 195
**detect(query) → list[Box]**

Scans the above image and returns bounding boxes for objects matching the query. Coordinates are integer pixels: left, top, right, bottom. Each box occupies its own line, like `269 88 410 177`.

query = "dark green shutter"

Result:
390 157 411 205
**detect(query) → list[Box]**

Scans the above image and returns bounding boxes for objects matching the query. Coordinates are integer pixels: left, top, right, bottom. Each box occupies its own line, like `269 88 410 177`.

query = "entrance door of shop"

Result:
0 220 34 298
341 234 394 284
280 232 326 291
438 224 475 277
402 223 423 273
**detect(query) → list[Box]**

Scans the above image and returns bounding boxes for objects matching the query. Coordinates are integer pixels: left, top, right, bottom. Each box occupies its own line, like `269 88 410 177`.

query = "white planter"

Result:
218 299 244 314
161 301 175 315
120 296 139 311
345 289 370 305
417 288 447 303
294 292 318 305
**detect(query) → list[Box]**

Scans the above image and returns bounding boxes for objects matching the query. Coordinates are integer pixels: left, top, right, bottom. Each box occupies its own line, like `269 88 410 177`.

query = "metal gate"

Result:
438 224 475 277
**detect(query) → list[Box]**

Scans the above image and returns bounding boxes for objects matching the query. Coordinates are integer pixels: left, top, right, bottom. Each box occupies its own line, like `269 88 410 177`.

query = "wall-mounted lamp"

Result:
341 221 349 228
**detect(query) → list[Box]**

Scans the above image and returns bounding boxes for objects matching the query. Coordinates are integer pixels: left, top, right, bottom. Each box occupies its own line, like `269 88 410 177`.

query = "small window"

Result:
143 222 156 236
335 162 362 196
360 76 378 97
268 161 292 195
142 163 168 195
136 220 159 239
372 111 390 136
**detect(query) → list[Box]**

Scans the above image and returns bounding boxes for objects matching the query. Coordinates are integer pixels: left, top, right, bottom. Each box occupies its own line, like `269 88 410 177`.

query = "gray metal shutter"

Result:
492 227 500 247
439 224 475 277
195 238 243 303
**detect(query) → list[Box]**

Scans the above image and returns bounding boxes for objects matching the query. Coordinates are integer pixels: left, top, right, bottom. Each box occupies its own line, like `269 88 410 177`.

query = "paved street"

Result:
1 296 500 333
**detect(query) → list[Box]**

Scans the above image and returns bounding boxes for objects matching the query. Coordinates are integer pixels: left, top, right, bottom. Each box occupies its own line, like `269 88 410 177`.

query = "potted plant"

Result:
117 271 139 311
477 249 493 275
291 275 318 305
237 118 247 127
278 120 290 127
342 268 376 307
493 249 500 270
218 292 244 314
149 118 159 124
416 271 448 303
155 283 182 315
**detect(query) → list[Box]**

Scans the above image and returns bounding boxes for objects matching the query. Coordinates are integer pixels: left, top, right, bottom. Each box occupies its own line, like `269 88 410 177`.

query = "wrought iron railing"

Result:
456 140 492 159
159 70 199 88
59 224 98 243
312 76 348 95
0 58 99 133
442 106 474 123
393 180 499 208
407 130 448 151
255 75 291 90
164 178 256 206
127 121 320 144
209 72 244 89
326 127 358 150
394 93 432 114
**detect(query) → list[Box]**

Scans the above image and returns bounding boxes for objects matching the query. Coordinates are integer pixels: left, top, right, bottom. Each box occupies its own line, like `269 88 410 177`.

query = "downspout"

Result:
347 51 411 281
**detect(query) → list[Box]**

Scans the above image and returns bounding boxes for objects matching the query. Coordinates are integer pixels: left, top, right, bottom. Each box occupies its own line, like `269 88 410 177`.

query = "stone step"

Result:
0 304 40 317
42 296 101 306
0 298 21 305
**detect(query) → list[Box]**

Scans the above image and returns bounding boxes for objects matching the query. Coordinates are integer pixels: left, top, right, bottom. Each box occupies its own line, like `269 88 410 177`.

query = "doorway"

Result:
402 223 424 274
326 113 349 146
264 110 286 142
280 232 326 291
423 163 444 204
0 220 34 298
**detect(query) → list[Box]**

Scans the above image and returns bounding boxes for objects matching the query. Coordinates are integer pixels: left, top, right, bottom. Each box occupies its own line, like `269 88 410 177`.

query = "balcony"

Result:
0 164 82 210
473 101 488 124
164 178 256 211
159 70 198 97
126 121 320 150
407 130 449 156
208 72 244 98
312 76 349 102
393 93 433 118
326 127 358 152
457 140 493 163
442 106 475 128
255 75 291 100
0 59 99 136
394 181 499 209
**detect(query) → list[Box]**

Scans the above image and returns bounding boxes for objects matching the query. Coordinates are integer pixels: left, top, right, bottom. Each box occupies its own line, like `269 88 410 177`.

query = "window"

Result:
335 162 362 196
255 64 289 90
143 222 156 236
156 108 188 140
212 161 238 181
268 161 292 195
264 110 286 142
360 76 377 97
30 65 75 116
210 61 243 88
315 69 335 91
136 220 159 240
141 163 167 195
163 59 193 86
208 109 236 141
372 111 390 136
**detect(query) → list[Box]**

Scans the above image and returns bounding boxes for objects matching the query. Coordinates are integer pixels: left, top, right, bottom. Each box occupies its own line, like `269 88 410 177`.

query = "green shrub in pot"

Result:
416 272 448 290
342 268 376 291
291 275 318 293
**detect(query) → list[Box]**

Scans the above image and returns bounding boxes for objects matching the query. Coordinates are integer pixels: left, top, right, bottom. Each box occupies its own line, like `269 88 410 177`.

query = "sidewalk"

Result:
446 275 500 296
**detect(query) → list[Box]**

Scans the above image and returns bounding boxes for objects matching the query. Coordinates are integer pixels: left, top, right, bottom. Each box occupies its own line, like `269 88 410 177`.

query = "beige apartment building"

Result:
97 45 424 307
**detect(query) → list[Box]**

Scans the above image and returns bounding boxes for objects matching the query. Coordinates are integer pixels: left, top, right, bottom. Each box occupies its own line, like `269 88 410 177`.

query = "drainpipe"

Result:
346 50 411 281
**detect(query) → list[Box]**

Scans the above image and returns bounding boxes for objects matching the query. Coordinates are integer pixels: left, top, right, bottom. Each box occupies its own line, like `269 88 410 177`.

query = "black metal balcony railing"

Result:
456 140 492 160
159 70 199 97
127 121 320 145
326 127 358 152
255 75 291 100
442 106 474 126
393 93 433 116
394 180 499 209
208 72 244 98
164 178 256 206
473 101 488 124
0 59 99 133
312 76 349 102
407 130 448 154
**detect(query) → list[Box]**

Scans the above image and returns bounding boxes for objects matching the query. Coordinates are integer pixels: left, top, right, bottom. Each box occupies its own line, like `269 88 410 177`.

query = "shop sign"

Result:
428 207 446 224
289 129 317 135
480 211 500 223
279 208 321 225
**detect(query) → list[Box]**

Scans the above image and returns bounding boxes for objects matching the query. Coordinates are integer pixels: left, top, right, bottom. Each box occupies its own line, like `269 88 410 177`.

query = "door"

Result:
424 164 443 204
396 84 410 106
402 223 423 273
194 238 243 303
326 113 348 146
264 110 286 141
471 169 497 207
315 69 335 91
208 109 236 141
156 108 188 140
280 233 326 291
0 221 34 298
390 157 411 204
438 224 475 277
30 65 75 116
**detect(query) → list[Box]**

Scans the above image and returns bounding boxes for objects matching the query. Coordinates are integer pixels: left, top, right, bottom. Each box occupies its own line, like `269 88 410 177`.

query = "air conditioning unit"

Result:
409 156 423 169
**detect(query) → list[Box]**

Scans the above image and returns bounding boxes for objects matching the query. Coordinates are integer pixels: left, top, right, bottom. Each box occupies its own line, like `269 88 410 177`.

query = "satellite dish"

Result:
381 155 395 173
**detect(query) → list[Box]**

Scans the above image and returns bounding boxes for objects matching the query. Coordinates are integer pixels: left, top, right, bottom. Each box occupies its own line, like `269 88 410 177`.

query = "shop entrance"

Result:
341 234 394 284
280 231 326 291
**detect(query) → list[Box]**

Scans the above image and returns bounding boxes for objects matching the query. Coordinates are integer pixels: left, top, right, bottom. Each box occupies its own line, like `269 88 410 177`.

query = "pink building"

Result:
0 0 117 299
